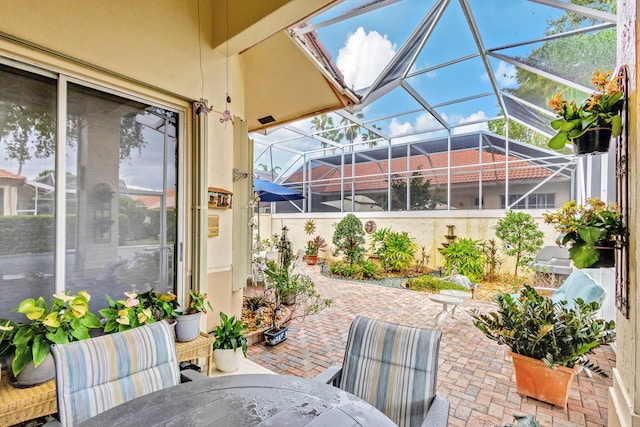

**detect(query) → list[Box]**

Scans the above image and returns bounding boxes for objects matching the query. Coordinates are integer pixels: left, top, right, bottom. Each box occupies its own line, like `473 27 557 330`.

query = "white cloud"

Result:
459 110 488 124
493 61 517 88
414 112 440 132
336 27 396 91
388 118 414 136
452 110 489 134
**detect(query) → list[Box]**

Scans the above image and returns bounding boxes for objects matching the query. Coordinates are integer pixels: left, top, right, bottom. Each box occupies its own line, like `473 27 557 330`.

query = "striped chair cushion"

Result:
51 320 180 426
339 316 442 427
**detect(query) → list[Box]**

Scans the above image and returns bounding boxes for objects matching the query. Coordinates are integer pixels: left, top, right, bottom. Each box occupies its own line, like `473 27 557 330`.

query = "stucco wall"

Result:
609 1 639 426
267 211 560 277
0 0 243 323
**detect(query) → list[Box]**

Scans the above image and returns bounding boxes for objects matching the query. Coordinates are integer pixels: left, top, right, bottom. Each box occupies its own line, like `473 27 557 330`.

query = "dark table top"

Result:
80 373 396 426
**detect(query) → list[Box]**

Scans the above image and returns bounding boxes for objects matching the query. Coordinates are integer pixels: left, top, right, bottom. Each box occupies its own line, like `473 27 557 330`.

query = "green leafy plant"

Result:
548 69 623 150
213 312 248 356
543 198 623 268
11 292 102 375
406 275 468 292
332 214 366 266
494 210 544 277
499 414 541 427
367 227 391 256
0 318 17 359
440 237 485 282
381 231 418 273
137 288 180 321
471 284 615 376
368 228 417 273
263 260 332 331
306 235 327 256
356 260 383 279
186 290 213 314
100 291 156 333
481 239 503 281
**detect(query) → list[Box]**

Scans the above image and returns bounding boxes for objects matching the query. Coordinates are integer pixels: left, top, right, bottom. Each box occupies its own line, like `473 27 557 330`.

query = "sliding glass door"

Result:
0 61 180 321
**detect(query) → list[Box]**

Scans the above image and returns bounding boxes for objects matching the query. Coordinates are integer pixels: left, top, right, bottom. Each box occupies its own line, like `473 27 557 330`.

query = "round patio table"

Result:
79 373 396 427
429 293 464 327
439 289 472 321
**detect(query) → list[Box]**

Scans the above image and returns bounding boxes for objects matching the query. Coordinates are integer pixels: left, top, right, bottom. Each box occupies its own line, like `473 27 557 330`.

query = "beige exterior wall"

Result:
450 180 571 210
0 0 243 327
269 211 560 276
609 1 640 426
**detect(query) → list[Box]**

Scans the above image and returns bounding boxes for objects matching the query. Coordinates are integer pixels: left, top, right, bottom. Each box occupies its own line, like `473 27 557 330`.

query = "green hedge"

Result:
0 215 76 255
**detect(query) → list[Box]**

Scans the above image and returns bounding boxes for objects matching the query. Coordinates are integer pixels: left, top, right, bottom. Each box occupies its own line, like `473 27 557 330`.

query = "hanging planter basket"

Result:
590 240 616 268
572 127 612 156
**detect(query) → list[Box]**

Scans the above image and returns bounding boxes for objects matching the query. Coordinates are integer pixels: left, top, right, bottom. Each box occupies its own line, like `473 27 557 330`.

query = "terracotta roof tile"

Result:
0 169 26 181
286 150 558 194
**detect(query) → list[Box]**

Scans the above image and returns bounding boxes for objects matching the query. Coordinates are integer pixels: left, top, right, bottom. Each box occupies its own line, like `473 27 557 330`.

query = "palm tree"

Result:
361 124 383 149
258 163 282 180
339 112 363 153
310 114 341 155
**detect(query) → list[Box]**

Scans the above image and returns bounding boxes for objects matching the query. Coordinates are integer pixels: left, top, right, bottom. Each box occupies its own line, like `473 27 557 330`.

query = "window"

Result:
500 193 555 209
0 61 180 322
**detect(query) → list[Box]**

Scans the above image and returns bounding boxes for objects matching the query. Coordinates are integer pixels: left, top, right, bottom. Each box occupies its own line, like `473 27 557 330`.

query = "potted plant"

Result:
137 289 180 322
471 284 615 408
305 235 326 265
0 319 16 376
547 69 623 154
212 312 248 373
9 291 102 387
262 228 332 346
174 290 212 342
100 291 156 334
543 198 623 268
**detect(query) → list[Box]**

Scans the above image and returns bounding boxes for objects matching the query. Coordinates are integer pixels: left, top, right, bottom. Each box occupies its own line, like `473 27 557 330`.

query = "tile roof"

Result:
0 168 26 182
286 150 559 194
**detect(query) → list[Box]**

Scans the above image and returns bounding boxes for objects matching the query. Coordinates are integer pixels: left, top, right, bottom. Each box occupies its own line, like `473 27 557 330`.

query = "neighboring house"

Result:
283 132 572 212
0 168 26 215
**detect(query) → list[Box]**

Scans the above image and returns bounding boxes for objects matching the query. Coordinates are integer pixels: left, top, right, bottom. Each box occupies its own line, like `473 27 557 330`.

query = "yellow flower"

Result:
540 324 554 335
158 293 176 302
137 308 152 324
116 309 130 325
548 93 564 112
43 313 61 328
70 300 88 318
25 307 46 321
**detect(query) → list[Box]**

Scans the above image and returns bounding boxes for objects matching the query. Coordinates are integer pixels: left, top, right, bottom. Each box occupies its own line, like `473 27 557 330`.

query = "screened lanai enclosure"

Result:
251 0 617 213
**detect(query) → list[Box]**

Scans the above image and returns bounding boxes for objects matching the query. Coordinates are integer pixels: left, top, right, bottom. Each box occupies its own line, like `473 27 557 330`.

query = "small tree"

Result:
494 210 544 277
332 214 365 266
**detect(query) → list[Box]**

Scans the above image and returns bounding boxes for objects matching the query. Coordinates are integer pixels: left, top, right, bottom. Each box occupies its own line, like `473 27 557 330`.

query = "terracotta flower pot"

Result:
305 255 318 265
509 351 578 408
572 127 612 155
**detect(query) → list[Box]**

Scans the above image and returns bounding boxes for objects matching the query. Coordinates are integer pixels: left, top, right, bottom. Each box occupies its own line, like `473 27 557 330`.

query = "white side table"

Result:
439 289 472 321
428 294 463 327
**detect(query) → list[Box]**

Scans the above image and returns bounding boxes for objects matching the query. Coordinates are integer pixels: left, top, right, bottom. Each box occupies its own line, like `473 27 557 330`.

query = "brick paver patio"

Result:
246 265 615 427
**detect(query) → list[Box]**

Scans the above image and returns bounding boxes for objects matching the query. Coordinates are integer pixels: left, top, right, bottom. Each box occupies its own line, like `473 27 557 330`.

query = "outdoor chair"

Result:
315 316 450 427
529 245 572 276
48 320 205 426
514 269 606 310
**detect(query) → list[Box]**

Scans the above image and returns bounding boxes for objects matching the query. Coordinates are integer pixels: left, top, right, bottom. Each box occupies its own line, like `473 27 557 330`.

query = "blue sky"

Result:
253 0 614 177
